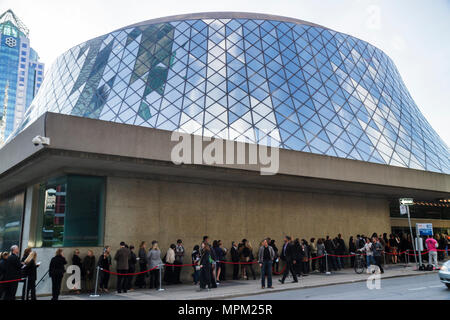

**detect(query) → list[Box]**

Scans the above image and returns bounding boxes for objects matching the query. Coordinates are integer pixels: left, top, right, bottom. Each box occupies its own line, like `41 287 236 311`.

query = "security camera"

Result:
32 135 50 146
32 136 40 146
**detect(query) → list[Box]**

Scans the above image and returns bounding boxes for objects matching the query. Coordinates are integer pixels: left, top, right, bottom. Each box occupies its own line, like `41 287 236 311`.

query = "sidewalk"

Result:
42 263 441 300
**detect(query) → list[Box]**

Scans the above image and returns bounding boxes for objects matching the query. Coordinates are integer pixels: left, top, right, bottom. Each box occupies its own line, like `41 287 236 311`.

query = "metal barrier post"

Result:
90 266 100 297
24 277 28 301
35 270 49 289
325 252 331 275
157 264 165 291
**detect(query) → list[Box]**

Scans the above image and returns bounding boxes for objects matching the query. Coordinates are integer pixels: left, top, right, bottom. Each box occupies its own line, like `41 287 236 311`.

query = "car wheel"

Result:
446 283 450 289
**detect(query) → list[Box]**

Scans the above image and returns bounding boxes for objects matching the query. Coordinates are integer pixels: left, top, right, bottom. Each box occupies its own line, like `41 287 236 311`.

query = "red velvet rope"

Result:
271 254 327 275
0 278 25 284
100 266 158 276
221 261 258 265
100 248 448 276
101 261 258 276
164 263 197 267
272 264 286 275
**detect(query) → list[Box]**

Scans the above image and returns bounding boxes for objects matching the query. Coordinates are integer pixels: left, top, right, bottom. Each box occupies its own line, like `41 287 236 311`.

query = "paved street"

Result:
38 264 447 300
232 273 450 300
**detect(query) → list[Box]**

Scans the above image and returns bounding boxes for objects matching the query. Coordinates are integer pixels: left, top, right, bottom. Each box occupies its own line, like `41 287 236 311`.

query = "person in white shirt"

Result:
360 238 375 273
164 244 176 284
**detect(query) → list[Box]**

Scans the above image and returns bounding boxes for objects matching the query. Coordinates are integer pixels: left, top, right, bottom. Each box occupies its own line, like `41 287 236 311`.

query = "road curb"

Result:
43 267 442 300
201 270 439 300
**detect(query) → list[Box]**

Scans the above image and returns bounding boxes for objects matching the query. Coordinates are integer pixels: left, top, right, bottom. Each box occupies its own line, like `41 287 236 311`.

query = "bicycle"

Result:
353 251 366 274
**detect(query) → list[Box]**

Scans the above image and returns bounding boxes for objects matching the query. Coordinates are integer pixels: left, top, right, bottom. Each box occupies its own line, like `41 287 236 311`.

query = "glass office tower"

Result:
0 9 44 143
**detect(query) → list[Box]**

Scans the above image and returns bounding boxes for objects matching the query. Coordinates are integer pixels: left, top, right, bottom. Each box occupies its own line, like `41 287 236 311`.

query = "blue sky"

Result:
3 0 449 145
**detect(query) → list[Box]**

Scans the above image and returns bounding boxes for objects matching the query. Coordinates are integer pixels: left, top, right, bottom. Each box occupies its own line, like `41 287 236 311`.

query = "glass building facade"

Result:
0 192 25 252
35 175 105 248
7 13 450 173
0 10 44 143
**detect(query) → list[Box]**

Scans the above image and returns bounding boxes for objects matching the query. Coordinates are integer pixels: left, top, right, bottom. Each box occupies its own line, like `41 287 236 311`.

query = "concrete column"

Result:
21 185 34 250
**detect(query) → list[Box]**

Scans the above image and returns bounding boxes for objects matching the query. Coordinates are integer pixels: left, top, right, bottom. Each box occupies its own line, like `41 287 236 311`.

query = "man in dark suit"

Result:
278 236 298 284
209 243 217 288
114 242 130 294
4 245 22 300
337 234 347 269
230 241 240 280
325 235 338 271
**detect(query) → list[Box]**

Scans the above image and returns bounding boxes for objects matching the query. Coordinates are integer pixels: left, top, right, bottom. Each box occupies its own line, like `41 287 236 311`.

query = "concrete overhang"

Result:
0 112 449 200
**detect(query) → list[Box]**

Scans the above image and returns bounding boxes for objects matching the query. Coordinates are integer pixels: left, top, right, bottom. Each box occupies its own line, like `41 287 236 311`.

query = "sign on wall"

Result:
399 204 408 215
416 223 433 236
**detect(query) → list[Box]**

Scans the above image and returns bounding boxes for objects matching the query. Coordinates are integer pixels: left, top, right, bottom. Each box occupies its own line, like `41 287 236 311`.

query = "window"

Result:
36 175 105 247
390 200 450 220
0 192 25 251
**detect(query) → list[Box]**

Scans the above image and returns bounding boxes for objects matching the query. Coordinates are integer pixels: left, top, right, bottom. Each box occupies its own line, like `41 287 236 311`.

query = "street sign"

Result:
415 237 424 251
400 204 408 215
399 198 414 205
416 223 433 236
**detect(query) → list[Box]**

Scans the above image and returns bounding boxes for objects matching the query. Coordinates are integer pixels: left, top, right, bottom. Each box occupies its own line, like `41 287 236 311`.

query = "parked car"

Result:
438 260 450 289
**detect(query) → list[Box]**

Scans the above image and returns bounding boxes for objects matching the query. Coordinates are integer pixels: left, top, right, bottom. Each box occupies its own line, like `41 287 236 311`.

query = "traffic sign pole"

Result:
400 198 418 269
406 205 418 268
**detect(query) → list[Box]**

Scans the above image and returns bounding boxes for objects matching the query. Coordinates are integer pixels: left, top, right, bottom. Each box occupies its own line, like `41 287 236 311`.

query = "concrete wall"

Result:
19 173 391 296
0 113 46 176
104 176 391 281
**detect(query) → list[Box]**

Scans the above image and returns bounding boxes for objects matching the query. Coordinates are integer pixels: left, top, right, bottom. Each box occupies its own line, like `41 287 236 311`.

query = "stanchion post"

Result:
325 252 331 275
90 266 100 298
24 277 28 301
157 264 165 291
404 251 408 267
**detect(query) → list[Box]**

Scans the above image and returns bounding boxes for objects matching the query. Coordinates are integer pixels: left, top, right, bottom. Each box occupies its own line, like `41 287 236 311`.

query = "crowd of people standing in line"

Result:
0 232 448 299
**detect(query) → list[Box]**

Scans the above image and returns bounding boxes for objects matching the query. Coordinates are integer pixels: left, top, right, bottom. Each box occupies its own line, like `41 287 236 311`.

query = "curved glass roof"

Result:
7 13 450 173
